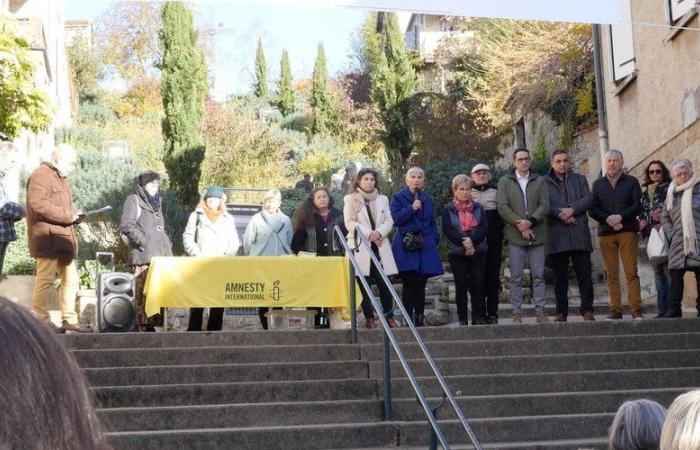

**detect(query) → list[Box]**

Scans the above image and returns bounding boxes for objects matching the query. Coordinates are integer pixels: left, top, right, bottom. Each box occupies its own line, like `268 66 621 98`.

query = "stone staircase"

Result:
63 319 700 449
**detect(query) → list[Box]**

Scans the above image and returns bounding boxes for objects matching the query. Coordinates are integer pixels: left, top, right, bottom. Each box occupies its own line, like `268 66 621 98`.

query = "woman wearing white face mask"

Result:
120 170 173 332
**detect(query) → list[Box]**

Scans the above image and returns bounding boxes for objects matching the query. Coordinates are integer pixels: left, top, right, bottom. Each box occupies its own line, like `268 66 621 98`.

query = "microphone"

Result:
414 188 420 201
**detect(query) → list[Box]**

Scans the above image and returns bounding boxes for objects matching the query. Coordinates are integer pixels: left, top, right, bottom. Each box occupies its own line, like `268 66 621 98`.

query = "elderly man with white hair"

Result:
26 144 90 333
661 159 700 318
591 149 643 320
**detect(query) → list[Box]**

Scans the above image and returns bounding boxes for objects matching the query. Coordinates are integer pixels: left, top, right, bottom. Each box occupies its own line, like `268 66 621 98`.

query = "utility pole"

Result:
592 23 609 177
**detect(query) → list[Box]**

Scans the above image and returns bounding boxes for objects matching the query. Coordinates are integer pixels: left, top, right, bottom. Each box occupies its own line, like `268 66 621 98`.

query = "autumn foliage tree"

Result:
159 2 208 207
0 14 52 140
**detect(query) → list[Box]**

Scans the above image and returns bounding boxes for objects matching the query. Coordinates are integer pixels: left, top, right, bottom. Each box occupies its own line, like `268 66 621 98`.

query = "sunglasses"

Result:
648 170 662 174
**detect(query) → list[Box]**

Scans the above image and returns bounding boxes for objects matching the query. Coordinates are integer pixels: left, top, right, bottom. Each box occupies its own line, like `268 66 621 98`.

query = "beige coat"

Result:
343 193 398 276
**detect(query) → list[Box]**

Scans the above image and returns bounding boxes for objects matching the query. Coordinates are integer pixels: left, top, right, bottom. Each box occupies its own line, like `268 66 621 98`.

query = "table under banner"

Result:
143 256 355 317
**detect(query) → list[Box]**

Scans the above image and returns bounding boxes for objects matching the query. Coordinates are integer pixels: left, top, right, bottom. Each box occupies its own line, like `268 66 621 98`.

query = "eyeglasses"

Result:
648 170 662 174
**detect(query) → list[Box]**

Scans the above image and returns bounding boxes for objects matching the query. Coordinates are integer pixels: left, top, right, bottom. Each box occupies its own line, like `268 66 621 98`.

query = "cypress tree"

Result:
160 1 208 208
275 49 295 116
254 38 267 98
369 12 418 175
310 43 338 136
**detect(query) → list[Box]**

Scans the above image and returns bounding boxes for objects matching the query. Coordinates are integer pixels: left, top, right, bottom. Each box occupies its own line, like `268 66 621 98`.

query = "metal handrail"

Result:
334 225 483 450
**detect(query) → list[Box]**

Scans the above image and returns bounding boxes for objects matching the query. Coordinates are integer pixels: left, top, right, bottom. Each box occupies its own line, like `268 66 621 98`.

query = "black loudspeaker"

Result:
97 272 137 332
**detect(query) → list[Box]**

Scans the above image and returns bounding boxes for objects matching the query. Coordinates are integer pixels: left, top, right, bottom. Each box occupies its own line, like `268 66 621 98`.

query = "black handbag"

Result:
402 231 424 251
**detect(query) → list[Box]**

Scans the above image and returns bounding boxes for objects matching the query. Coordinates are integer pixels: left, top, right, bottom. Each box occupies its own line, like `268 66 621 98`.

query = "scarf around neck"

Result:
145 192 161 211
355 188 379 221
666 175 699 256
453 199 478 232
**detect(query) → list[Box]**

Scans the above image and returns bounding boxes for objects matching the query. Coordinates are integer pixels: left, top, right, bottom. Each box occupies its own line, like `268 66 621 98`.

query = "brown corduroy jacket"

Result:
26 162 78 262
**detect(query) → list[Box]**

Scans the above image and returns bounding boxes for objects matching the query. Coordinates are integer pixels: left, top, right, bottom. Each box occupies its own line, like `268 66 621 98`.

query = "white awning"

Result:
175 0 622 25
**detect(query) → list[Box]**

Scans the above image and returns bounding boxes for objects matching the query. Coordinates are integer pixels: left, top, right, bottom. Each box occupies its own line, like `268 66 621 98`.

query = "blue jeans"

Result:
652 262 670 316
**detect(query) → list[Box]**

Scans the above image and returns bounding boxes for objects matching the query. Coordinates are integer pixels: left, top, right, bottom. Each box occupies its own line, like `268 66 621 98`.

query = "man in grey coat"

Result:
545 150 595 321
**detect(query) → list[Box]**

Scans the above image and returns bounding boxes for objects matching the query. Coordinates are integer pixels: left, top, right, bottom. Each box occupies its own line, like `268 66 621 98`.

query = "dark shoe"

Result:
553 314 567 322
472 317 487 325
486 316 499 325
365 317 377 329
632 311 645 320
582 311 595 321
512 315 523 325
62 322 94 334
535 312 550 323
51 323 66 334
606 312 623 320
140 323 156 332
662 311 682 318
387 318 399 329
459 320 468 326
414 314 425 327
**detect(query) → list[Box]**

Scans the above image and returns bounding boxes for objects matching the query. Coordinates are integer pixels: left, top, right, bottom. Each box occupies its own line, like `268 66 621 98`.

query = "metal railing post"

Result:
382 328 393 420
349 263 357 344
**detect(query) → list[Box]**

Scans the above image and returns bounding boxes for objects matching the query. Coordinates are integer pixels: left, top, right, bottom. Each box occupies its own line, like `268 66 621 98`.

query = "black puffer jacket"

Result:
119 185 173 266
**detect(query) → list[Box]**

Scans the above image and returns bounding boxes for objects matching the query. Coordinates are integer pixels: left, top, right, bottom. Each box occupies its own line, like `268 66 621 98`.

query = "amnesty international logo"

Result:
270 280 283 301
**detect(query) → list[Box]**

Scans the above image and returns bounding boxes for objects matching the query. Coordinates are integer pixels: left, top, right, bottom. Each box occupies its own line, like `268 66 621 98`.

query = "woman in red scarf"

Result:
441 175 489 325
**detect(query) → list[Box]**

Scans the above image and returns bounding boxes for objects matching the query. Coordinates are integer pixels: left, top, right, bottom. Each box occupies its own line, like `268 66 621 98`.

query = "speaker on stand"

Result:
97 272 137 332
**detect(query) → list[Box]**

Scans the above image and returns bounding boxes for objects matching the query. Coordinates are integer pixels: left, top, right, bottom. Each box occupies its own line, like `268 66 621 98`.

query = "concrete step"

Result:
371 348 700 378
385 367 700 399
361 332 700 361
92 366 700 409
62 318 700 350
97 388 687 432
84 348 700 387
104 413 613 449
85 360 370 386
73 331 700 368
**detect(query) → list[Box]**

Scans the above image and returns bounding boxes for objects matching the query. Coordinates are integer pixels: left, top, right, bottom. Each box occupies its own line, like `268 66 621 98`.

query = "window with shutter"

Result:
668 0 697 23
608 0 636 83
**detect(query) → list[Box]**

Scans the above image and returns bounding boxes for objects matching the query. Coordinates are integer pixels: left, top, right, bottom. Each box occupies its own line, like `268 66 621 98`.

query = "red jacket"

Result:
26 163 78 261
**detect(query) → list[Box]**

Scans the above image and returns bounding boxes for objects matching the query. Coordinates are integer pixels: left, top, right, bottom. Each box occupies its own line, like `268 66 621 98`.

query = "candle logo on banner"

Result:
270 280 283 302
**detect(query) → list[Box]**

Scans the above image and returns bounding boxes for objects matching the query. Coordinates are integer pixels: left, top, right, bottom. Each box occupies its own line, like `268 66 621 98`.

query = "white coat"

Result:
343 192 398 276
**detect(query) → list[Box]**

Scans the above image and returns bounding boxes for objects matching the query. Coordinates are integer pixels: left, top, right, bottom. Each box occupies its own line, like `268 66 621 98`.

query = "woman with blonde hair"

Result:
390 166 443 327
344 168 398 329
243 189 293 329
660 390 700 450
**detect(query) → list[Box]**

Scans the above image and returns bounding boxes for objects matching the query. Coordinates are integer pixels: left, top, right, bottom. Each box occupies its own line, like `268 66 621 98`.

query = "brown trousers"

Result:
599 232 642 314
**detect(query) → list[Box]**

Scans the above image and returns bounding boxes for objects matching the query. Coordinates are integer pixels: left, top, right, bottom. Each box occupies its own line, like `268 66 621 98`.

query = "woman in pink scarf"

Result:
441 175 489 325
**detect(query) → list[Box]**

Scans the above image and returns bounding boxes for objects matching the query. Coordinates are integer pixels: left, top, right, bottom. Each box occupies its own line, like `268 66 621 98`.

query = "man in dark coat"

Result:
545 150 595 321
26 144 90 333
591 149 643 320
119 170 173 331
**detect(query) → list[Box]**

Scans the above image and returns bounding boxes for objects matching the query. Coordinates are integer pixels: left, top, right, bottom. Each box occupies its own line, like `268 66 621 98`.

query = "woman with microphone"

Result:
390 167 444 326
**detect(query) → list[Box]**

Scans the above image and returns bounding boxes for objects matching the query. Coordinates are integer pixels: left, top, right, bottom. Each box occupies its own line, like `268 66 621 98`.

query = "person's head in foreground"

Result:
0 297 110 450
660 390 700 450
608 399 667 450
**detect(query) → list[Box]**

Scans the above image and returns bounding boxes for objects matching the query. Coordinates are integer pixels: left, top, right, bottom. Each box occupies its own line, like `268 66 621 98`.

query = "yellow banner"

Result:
143 256 354 317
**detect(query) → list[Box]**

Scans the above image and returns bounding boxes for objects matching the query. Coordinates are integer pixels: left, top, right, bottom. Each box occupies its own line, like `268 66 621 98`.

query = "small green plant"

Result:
77 260 107 289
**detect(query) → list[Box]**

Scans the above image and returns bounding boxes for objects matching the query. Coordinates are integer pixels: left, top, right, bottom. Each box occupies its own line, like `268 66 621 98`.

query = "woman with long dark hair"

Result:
292 187 345 327
640 160 672 317
344 168 399 329
292 187 344 257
